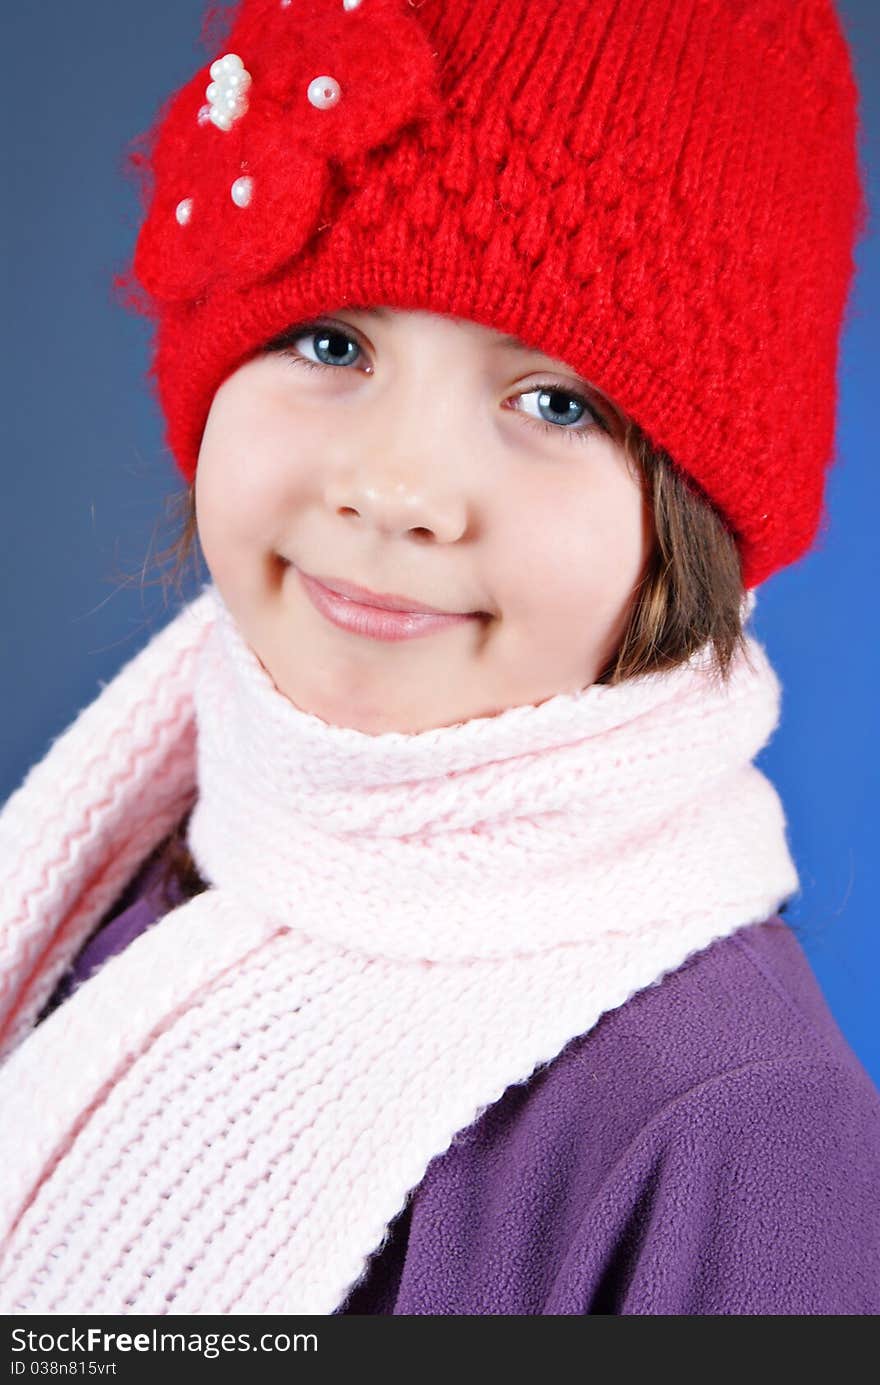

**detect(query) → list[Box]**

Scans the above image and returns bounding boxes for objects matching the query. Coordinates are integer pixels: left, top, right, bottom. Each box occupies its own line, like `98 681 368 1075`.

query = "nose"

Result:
323 471 470 544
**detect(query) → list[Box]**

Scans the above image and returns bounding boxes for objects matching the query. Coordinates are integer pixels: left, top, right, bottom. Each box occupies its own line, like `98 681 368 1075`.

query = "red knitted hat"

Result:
116 0 868 589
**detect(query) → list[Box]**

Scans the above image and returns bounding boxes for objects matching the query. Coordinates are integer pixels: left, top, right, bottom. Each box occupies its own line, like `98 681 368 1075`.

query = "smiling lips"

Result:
293 566 484 642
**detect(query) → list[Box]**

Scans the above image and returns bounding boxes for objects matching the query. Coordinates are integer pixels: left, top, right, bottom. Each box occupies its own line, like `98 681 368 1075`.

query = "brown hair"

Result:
600 416 748 687
139 411 748 904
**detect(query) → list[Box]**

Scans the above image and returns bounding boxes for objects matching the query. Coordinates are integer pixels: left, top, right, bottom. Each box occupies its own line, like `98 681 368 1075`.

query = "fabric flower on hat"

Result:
131 0 444 304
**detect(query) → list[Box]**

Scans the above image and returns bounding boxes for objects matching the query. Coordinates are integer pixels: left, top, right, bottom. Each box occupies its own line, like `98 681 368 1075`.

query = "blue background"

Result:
3 3 878 1084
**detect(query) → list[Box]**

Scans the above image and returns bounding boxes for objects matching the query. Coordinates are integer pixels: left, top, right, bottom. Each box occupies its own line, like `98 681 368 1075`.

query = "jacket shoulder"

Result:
553 1053 880 1314
541 919 880 1313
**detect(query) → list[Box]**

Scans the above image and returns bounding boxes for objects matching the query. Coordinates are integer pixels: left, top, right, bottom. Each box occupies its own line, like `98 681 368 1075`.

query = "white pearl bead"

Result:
343 0 363 9
175 198 193 226
307 75 341 109
206 53 252 132
197 103 211 126
231 175 253 208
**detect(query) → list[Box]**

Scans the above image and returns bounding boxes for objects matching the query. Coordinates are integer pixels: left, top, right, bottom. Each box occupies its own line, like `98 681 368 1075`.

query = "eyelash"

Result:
270 322 609 443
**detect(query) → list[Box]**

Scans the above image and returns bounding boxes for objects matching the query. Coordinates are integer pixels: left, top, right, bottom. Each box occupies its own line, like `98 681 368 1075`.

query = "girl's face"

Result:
195 307 653 734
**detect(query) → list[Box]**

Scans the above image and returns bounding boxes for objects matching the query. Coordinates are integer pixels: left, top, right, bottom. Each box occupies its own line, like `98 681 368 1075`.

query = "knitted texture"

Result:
0 584 799 1313
114 0 868 588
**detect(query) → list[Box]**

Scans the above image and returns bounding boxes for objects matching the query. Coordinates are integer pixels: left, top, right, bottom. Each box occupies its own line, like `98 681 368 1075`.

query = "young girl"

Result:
0 0 877 1316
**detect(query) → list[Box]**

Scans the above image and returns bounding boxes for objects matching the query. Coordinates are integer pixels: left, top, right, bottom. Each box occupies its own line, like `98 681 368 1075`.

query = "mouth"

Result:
303 570 479 617
287 562 489 643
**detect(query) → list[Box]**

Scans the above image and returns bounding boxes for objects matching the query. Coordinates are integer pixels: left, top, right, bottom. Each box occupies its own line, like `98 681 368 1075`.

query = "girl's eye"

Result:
268 320 608 442
509 386 608 442
269 321 365 371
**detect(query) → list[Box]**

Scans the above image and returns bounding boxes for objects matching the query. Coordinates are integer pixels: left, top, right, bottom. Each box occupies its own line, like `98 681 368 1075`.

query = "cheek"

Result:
196 396 309 562
499 474 649 622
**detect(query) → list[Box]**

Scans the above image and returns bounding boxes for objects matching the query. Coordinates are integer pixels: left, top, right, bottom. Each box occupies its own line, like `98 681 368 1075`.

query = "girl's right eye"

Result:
268 321 367 373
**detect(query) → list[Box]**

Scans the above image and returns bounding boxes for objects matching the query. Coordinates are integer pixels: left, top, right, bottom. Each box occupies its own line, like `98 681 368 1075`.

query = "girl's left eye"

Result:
267 321 609 442
510 385 608 442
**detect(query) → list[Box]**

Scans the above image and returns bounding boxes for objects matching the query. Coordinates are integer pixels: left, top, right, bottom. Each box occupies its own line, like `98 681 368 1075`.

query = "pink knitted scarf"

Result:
0 582 798 1314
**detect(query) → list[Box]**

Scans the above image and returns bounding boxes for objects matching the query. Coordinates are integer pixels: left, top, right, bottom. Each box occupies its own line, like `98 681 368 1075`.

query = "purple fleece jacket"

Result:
41 837 880 1315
